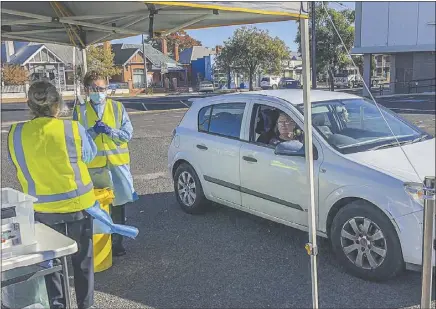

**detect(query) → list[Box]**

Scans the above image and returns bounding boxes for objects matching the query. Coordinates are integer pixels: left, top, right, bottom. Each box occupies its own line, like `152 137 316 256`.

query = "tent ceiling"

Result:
1 1 308 48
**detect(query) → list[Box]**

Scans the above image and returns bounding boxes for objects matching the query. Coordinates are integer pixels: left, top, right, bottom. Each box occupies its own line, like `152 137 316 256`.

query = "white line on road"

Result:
1 130 9 134
390 108 435 112
141 103 148 111
180 100 189 108
133 172 168 181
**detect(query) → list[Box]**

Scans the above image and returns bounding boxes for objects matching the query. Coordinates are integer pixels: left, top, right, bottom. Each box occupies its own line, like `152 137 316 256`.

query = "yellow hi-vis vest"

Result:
75 99 130 169
8 118 96 213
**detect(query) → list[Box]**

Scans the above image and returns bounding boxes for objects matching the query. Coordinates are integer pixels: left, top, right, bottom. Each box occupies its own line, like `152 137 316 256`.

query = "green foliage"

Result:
295 3 355 79
216 26 290 90
87 45 121 80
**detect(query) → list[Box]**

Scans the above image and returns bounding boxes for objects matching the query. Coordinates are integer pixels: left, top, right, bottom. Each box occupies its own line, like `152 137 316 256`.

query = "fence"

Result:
375 78 436 96
2 85 25 93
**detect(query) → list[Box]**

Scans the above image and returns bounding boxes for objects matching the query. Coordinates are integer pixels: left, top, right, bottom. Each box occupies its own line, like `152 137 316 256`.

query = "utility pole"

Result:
311 1 317 89
142 34 148 92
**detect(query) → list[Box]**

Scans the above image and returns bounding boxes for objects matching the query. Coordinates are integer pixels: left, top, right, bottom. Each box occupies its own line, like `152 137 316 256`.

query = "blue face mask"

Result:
89 92 106 104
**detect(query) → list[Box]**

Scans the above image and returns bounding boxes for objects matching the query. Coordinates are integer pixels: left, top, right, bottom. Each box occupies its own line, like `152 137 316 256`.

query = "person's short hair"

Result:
83 70 105 87
27 80 63 117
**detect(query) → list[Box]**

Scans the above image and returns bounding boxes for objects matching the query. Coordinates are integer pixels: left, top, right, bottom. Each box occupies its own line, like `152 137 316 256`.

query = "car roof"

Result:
209 89 361 106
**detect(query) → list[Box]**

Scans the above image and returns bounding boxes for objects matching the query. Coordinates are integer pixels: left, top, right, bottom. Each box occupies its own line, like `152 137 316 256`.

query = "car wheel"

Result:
174 163 208 214
330 200 404 281
272 84 278 90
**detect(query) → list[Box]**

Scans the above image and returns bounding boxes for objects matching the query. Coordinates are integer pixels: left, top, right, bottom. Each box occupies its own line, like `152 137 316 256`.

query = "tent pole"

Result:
82 48 88 75
142 34 148 92
300 17 319 309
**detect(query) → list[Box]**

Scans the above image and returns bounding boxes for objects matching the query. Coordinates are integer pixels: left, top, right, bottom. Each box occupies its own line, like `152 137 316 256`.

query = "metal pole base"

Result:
421 176 435 309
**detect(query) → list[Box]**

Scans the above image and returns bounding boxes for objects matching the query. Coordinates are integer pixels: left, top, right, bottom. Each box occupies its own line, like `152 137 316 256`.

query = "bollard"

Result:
421 176 435 309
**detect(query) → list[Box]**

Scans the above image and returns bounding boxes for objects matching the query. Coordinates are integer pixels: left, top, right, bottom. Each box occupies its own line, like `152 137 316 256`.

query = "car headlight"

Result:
404 182 424 205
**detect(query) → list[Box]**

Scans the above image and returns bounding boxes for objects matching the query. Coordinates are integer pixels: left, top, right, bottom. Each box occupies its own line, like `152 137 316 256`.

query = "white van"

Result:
261 76 281 90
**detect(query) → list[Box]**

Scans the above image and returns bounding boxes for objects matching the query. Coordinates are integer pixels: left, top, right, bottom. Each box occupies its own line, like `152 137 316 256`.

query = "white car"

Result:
261 76 281 90
168 89 435 281
198 80 215 93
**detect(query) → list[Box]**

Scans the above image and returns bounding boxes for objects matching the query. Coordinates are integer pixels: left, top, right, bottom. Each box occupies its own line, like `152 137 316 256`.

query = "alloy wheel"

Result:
177 171 197 207
340 217 387 270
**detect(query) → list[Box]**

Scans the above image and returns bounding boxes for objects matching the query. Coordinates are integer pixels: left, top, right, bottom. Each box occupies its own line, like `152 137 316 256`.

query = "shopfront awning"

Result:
1 1 307 48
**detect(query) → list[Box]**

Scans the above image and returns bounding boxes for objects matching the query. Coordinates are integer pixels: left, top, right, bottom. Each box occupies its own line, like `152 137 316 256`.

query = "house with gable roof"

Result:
109 43 187 89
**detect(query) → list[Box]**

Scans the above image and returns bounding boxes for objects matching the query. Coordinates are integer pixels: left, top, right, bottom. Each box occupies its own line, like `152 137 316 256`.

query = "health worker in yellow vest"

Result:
73 71 138 257
8 81 97 309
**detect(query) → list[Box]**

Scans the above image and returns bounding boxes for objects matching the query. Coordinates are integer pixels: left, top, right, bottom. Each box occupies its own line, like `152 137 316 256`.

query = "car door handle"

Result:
242 156 257 163
196 144 208 150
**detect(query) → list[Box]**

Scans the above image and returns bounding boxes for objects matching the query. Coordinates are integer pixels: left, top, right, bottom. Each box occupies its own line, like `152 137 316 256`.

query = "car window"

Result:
198 106 212 132
261 77 270 82
250 104 304 147
296 98 430 154
198 103 246 139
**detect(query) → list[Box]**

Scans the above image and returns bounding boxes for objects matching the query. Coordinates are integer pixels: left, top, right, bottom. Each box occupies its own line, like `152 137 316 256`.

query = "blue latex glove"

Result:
93 120 111 135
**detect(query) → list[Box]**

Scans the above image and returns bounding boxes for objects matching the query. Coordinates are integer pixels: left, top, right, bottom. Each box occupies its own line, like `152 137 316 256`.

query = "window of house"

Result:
41 49 49 62
48 52 56 63
33 51 41 62
198 103 245 139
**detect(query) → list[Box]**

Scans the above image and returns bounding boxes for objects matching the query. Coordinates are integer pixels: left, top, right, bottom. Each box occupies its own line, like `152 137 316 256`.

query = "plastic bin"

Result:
1 264 50 309
93 188 115 273
1 188 37 259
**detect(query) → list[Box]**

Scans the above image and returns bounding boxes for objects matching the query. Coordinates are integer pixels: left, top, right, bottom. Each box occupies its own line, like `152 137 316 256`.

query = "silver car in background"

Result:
198 80 215 93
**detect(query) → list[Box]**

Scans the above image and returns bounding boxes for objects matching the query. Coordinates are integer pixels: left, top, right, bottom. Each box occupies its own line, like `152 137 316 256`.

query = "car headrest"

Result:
256 109 279 134
312 113 326 126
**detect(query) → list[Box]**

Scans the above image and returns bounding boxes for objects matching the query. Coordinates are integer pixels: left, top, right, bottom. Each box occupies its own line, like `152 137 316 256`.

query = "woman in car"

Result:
269 112 303 146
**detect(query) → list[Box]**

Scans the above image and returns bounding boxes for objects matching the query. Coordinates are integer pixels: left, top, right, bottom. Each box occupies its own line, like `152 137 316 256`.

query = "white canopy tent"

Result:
1 2 319 308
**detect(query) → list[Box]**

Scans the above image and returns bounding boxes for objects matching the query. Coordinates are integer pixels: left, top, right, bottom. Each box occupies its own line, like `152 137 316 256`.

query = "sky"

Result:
112 2 355 52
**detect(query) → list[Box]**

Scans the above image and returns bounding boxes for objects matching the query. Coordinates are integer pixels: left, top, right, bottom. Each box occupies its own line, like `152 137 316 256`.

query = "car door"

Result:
239 99 323 227
193 100 248 207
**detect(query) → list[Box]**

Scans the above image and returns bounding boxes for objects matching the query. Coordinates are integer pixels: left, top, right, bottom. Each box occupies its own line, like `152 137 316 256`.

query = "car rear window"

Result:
261 77 270 82
198 103 246 139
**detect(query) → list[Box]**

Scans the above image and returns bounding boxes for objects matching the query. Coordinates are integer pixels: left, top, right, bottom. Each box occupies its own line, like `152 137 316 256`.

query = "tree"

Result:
87 44 121 81
2 65 28 85
148 30 201 56
351 55 376 77
295 2 355 90
217 26 290 91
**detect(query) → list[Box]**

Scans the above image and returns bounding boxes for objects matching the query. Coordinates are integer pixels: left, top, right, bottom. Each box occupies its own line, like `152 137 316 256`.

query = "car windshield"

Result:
296 98 431 154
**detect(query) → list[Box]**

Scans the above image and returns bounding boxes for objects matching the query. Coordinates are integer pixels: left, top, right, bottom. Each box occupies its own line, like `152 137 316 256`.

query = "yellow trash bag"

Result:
93 188 115 273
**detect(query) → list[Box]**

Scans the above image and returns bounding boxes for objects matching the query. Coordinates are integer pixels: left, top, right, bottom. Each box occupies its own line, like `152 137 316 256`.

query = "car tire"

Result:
272 84 278 90
174 163 208 214
330 200 404 281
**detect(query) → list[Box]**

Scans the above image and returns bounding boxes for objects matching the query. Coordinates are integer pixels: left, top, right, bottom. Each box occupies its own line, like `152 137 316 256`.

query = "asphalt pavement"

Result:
1 98 435 308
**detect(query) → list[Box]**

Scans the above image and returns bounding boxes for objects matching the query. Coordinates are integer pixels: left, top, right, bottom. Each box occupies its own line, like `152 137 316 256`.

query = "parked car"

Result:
261 76 281 90
168 89 435 281
198 80 215 93
279 77 301 89
334 73 363 88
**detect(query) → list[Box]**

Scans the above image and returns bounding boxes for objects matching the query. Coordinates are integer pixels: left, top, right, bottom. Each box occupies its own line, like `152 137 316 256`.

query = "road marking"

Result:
1 108 189 126
141 103 148 111
133 172 168 181
2 130 10 133
128 108 188 115
180 100 189 108
390 108 435 112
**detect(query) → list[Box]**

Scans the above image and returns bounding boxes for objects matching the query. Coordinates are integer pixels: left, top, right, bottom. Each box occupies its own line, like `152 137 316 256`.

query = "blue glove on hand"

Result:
93 120 111 135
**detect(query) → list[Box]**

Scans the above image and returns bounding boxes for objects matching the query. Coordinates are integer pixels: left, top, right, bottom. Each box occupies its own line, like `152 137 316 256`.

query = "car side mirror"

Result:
274 141 319 160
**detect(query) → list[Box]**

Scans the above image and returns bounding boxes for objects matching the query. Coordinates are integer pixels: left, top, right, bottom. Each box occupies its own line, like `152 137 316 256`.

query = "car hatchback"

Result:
168 89 435 281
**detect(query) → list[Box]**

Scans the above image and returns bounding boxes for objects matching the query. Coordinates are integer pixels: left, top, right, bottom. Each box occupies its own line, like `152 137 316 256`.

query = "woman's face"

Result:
87 79 107 104
277 113 296 137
